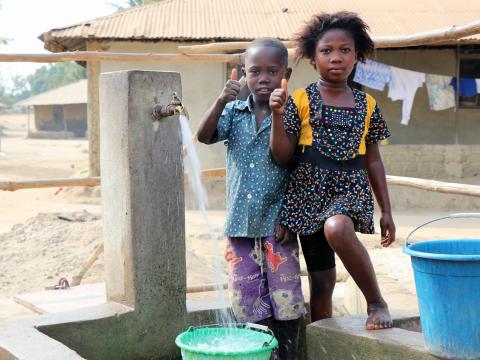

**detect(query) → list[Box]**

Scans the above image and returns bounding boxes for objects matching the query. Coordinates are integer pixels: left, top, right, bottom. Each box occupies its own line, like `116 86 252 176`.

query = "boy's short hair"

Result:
294 11 375 63
245 37 289 66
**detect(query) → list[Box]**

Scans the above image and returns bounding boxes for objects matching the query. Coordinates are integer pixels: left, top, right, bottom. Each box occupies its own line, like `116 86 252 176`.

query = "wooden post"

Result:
26 106 31 137
87 40 101 177
454 44 461 145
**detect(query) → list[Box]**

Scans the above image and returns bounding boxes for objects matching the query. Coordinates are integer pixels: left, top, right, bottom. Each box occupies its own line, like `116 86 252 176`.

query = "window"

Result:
457 54 480 108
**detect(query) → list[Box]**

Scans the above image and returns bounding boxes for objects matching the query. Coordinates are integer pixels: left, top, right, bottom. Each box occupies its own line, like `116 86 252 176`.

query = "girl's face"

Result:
312 28 357 83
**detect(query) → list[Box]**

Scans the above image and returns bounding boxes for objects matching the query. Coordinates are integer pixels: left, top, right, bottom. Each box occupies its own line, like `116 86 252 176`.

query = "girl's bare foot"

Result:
366 301 392 330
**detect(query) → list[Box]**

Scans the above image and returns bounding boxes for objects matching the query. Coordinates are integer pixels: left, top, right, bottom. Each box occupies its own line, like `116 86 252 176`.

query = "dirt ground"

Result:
1 113 479 322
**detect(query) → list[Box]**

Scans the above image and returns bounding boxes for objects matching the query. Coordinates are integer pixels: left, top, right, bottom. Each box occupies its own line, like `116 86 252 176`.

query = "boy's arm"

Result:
365 143 395 247
196 69 240 144
196 98 231 144
269 80 298 167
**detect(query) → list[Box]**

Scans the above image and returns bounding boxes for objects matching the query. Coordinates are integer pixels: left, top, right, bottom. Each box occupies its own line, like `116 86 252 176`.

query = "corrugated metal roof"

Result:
40 0 480 49
17 80 87 107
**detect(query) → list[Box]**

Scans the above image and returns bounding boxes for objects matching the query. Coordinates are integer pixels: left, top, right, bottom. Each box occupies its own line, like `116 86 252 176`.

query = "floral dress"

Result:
279 82 390 235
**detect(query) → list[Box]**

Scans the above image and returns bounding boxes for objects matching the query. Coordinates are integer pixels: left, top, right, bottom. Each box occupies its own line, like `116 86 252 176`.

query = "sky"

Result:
0 0 118 86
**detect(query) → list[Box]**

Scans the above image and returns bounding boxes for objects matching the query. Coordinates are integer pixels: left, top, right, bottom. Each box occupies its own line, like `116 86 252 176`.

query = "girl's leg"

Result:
299 231 336 322
308 268 336 321
323 215 392 330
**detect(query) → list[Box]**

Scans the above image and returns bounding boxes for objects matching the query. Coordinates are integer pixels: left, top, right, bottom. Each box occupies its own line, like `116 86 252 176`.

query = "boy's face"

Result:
242 47 291 105
313 28 357 83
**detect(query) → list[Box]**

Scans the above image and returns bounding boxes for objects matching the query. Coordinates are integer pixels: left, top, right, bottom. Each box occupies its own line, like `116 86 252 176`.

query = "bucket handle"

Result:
185 323 276 348
245 322 276 348
405 212 480 246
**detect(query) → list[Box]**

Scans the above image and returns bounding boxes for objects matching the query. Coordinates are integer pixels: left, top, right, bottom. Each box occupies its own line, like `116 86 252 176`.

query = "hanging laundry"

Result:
425 74 455 111
353 59 392 91
450 77 478 97
388 66 425 125
476 79 480 94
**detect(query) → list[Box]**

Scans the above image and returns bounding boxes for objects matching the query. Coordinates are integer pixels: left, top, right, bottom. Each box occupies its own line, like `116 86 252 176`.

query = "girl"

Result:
269 12 395 330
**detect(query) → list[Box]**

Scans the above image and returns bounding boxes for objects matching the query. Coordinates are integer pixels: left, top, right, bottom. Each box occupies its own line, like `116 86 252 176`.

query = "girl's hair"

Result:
294 11 374 63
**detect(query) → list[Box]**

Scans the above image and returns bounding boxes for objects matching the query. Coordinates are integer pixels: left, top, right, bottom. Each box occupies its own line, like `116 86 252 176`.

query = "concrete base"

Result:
306 314 437 360
0 300 236 360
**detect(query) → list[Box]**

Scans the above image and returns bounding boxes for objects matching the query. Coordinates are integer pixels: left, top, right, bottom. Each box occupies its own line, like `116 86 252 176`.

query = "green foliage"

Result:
27 62 86 96
0 62 86 108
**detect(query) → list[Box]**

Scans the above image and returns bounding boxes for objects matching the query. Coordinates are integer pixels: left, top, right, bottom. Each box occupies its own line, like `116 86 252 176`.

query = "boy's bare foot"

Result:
366 301 392 330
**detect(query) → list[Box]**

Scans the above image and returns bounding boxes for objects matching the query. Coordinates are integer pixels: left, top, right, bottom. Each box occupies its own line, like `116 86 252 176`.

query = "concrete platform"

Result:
14 283 106 315
306 314 437 360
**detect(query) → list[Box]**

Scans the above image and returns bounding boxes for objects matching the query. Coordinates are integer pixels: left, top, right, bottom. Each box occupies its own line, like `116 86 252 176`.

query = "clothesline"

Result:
353 59 480 126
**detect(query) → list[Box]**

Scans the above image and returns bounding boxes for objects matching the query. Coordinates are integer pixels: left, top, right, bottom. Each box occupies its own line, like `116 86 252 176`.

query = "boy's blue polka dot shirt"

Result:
213 95 289 238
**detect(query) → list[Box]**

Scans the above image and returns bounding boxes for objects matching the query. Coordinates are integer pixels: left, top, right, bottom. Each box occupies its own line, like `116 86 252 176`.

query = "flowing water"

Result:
179 115 235 325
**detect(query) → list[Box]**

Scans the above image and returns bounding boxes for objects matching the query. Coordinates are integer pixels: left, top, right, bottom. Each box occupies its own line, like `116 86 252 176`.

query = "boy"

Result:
196 38 305 358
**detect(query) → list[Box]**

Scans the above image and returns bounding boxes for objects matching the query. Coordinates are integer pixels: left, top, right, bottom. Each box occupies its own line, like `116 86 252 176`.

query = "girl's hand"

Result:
275 220 296 245
269 79 288 115
219 68 240 104
380 212 396 247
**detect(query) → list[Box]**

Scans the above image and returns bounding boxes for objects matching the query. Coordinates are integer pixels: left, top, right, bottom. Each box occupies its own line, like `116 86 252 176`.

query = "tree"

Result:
27 62 86 96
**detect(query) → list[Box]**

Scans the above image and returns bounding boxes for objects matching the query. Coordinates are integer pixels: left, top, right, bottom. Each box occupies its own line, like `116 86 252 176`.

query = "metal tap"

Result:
152 92 188 120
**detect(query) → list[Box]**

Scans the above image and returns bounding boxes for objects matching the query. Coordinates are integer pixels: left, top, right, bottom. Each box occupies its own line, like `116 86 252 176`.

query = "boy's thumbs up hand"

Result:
269 79 288 115
219 68 240 104
230 68 238 81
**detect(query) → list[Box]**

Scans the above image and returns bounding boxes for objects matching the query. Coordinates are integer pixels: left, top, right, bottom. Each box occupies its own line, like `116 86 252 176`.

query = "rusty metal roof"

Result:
17 80 87 106
40 0 480 51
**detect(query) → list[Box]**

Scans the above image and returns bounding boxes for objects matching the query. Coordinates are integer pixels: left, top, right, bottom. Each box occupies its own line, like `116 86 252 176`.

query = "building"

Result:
38 0 480 194
17 80 87 138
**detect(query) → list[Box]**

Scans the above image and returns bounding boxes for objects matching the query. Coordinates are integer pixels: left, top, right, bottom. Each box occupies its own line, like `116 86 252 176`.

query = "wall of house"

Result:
64 104 87 137
373 48 480 145
34 105 55 130
98 42 480 177
33 104 87 137
100 41 317 169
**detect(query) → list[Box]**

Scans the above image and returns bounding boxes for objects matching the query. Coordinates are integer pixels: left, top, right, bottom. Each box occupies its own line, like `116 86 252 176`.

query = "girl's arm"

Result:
269 84 298 167
270 112 298 166
365 143 396 247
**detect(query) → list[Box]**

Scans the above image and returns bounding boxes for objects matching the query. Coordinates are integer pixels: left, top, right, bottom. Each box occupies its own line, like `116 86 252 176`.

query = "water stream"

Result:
179 115 235 326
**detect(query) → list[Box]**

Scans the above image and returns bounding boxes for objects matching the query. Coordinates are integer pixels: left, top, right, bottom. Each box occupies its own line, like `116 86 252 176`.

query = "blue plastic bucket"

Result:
403 213 480 359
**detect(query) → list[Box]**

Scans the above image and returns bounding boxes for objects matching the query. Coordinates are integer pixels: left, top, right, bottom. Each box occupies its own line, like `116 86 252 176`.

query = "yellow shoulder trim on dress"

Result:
358 93 376 155
291 88 313 147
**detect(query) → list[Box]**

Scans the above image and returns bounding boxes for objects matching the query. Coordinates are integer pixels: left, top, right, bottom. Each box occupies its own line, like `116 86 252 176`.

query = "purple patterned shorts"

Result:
225 236 306 322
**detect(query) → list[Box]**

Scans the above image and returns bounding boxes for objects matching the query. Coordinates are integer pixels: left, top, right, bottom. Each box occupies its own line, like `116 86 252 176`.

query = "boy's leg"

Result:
226 237 274 323
271 318 302 360
299 231 336 322
323 215 392 330
262 236 306 359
